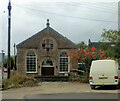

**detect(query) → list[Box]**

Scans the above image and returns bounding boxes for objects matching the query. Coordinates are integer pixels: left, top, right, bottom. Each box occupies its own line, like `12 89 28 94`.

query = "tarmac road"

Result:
24 93 119 99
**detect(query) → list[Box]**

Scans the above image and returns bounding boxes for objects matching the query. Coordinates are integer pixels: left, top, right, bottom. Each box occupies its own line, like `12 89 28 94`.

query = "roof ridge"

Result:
49 27 76 46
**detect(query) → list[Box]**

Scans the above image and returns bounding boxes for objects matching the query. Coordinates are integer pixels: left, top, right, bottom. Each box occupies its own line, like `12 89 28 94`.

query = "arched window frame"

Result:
42 59 53 67
59 52 70 73
26 52 37 73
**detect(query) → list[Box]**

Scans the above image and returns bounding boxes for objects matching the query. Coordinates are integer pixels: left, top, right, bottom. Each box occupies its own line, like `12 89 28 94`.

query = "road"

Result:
25 93 119 99
2 82 120 100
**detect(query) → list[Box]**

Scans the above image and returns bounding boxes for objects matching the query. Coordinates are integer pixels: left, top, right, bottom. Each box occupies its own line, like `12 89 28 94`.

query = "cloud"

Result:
0 0 118 54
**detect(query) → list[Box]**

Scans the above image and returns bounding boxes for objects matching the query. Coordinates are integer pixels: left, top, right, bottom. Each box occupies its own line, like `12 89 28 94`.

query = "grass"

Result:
2 73 38 90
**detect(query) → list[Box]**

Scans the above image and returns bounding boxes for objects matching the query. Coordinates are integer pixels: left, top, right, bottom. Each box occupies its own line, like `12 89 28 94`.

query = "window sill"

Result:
26 72 37 74
59 72 69 73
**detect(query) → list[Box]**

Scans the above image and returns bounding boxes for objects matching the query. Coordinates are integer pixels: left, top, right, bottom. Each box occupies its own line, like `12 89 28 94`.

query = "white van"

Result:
89 59 119 89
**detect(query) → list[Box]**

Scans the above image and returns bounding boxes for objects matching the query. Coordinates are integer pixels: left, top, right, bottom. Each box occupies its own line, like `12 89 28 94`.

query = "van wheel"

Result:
91 85 95 89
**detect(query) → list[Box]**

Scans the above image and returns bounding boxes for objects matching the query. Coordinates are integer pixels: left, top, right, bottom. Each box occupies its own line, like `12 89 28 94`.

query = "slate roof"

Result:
16 28 47 48
88 39 116 49
17 26 77 49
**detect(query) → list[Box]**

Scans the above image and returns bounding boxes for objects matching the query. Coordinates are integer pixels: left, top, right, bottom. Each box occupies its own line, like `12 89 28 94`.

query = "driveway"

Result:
2 82 119 99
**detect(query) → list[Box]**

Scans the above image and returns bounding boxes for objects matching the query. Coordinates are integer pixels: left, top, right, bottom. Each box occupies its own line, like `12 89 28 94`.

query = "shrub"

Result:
70 72 89 83
2 73 38 90
79 72 89 83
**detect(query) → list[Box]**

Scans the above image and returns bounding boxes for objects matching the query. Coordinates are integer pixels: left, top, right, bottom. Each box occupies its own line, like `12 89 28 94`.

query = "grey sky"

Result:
0 0 119 55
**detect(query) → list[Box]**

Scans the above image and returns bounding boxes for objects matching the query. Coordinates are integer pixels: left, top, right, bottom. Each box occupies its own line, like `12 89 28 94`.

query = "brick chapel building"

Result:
17 20 77 78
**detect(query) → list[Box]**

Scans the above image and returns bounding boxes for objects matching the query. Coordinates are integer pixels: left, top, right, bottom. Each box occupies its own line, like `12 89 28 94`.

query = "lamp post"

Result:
7 0 12 79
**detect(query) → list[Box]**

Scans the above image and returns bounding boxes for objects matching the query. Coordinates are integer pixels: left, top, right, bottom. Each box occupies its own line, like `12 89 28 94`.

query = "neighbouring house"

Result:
16 19 77 79
88 39 116 50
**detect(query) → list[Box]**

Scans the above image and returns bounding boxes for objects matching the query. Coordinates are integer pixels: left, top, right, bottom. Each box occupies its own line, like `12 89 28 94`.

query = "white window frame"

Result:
59 56 70 73
26 53 37 73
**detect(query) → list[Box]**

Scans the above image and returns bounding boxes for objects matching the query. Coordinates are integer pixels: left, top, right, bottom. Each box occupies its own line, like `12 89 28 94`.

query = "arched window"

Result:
26 52 37 73
59 52 69 73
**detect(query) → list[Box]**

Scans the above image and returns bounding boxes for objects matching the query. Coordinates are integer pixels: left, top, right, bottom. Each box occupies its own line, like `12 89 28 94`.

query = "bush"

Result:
79 73 89 83
70 72 89 83
2 73 38 90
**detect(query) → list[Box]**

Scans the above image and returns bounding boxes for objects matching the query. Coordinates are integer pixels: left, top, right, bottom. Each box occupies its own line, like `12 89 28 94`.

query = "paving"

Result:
2 82 119 99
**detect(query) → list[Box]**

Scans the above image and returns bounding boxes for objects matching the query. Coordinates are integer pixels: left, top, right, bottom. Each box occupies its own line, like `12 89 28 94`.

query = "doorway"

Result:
41 59 54 76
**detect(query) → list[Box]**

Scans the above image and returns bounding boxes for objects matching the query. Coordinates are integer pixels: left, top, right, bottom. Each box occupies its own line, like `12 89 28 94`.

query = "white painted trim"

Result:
59 56 70 73
26 71 37 74
68 56 70 72
59 72 69 73
42 65 54 68
26 52 38 74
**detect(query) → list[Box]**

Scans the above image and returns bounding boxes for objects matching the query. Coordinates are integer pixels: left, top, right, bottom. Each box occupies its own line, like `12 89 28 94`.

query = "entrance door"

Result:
41 59 54 76
42 66 54 76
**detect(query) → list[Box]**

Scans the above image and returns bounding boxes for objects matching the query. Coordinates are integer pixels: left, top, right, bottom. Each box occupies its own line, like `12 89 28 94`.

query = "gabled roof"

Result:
16 28 47 48
49 27 76 49
17 26 77 49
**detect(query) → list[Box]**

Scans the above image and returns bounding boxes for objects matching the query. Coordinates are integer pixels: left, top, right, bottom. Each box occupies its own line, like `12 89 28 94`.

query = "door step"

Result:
34 76 69 82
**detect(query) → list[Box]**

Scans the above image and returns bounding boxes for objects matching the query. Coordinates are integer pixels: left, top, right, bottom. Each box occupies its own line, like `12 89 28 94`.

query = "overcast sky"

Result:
0 0 119 55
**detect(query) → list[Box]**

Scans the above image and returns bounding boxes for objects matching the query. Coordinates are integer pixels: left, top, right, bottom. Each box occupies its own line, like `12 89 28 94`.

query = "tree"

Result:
67 47 106 76
101 29 120 42
114 42 120 60
101 29 120 61
3 57 15 70
76 41 87 49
